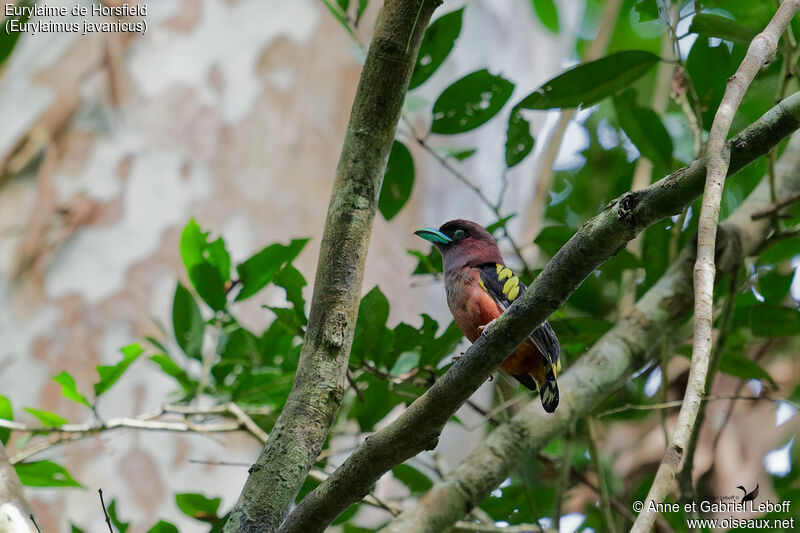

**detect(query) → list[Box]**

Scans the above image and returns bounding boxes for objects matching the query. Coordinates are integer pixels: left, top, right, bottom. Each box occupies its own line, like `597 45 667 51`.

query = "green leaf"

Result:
149 354 194 391
235 239 309 301
172 283 204 360
176 493 221 521
180 220 232 311
505 106 535 167
518 51 660 110
720 350 776 387
410 7 464 89
0 0 32 66
733 305 800 337
378 141 415 220
534 225 574 257
687 38 732 130
393 464 434 493
147 521 179 533
613 89 672 169
15 460 82 487
633 0 659 22
357 0 368 18
273 264 308 326
351 374 392 430
351 286 390 365
437 147 478 161
759 237 800 264
53 372 92 409
485 214 517 235
431 69 514 134
71 526 85 533
0 395 12 444
689 14 758 46
390 351 420 375
409 247 443 276
108 500 130 533
94 344 144 397
530 0 559 33
321 0 358 41
336 0 349 14
24 408 68 427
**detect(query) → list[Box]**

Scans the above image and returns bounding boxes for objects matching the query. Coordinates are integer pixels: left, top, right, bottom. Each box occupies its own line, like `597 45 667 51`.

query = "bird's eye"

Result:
453 229 466 240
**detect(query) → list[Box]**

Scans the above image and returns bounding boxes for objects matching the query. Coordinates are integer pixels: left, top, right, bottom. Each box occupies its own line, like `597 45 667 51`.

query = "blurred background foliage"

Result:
2 0 800 531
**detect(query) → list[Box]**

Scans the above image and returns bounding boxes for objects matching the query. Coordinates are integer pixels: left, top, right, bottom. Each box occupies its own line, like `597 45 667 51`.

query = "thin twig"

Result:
587 418 618 533
99 489 113 533
750 190 800 219
596 393 795 418
30 515 42 533
632 4 800 531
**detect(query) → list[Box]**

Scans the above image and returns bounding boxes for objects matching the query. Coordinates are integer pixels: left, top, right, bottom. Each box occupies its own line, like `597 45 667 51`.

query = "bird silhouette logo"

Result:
737 483 759 503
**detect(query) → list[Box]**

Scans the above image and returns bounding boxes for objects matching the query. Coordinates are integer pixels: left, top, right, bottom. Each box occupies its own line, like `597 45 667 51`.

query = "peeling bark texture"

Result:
0 446 37 533
222 1 441 531
381 130 800 533
633 4 800 530
280 93 800 531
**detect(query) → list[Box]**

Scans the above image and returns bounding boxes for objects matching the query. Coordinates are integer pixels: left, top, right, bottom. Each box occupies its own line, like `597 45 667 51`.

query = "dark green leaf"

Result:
180 220 231 310
689 14 758 45
336 0 349 14
505 107 535 167
351 374 392 430
633 0 659 22
357 0 368 18
273 264 308 326
147 521 179 533
760 238 800 265
0 395 12 444
720 350 776 387
24 408 68 427
548 317 613 345
321 0 358 41
410 7 464 89
757 269 794 303
0 0 32 66
534 225 574 257
149 354 194 391
687 38 732 130
518 51 660 110
15 460 82 487
409 247 443 276
613 89 672 168
351 287 390 365
236 239 309 301
486 214 517 235
733 305 800 337
393 464 434 493
94 344 144 397
108 500 130 533
172 283 204 360
379 141 415 220
431 69 514 134
71 526 84 533
176 493 221 521
530 0 559 33
53 372 92 409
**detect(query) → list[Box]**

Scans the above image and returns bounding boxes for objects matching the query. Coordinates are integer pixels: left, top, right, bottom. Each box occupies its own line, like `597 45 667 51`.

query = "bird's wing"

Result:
477 262 561 371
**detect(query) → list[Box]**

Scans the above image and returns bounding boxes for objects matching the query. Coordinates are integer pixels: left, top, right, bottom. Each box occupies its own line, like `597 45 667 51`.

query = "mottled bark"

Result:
0 446 37 533
222 1 441 531
281 92 800 531
382 129 800 533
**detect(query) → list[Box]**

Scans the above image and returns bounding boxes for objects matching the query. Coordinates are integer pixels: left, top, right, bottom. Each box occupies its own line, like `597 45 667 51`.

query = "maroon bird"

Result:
415 219 561 412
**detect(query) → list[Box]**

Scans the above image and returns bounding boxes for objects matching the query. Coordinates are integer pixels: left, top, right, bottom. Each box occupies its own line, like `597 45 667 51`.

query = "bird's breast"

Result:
446 268 502 342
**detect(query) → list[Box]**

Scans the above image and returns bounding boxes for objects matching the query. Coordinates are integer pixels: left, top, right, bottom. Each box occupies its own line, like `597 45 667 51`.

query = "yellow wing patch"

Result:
497 266 513 281
508 285 520 301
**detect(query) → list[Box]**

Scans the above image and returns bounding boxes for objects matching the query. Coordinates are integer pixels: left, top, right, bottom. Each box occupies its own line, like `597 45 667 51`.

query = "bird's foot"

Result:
488 374 494 382
451 352 465 363
478 318 498 337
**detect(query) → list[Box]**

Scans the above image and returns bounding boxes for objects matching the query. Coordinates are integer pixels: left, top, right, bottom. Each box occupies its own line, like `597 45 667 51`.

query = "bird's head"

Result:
414 219 503 274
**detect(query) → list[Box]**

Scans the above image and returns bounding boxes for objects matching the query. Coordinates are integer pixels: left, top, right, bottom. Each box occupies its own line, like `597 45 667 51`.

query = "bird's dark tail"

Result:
539 365 559 413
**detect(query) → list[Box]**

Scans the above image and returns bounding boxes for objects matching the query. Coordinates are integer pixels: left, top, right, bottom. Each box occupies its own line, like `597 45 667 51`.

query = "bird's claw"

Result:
451 352 465 363
478 318 498 337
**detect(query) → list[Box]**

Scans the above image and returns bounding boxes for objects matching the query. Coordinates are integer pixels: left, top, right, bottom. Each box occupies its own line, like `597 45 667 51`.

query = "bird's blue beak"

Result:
414 227 452 244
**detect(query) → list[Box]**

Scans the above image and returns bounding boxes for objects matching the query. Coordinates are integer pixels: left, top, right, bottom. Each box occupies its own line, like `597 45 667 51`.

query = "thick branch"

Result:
282 92 800 532
381 129 800 533
0 446 38 533
222 1 441 531
634 4 800 530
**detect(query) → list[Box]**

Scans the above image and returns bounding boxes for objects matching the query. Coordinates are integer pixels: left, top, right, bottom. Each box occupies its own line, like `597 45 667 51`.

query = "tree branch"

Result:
0 445 38 532
281 92 800 532
633 5 800 530
222 1 441 531
379 128 800 533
